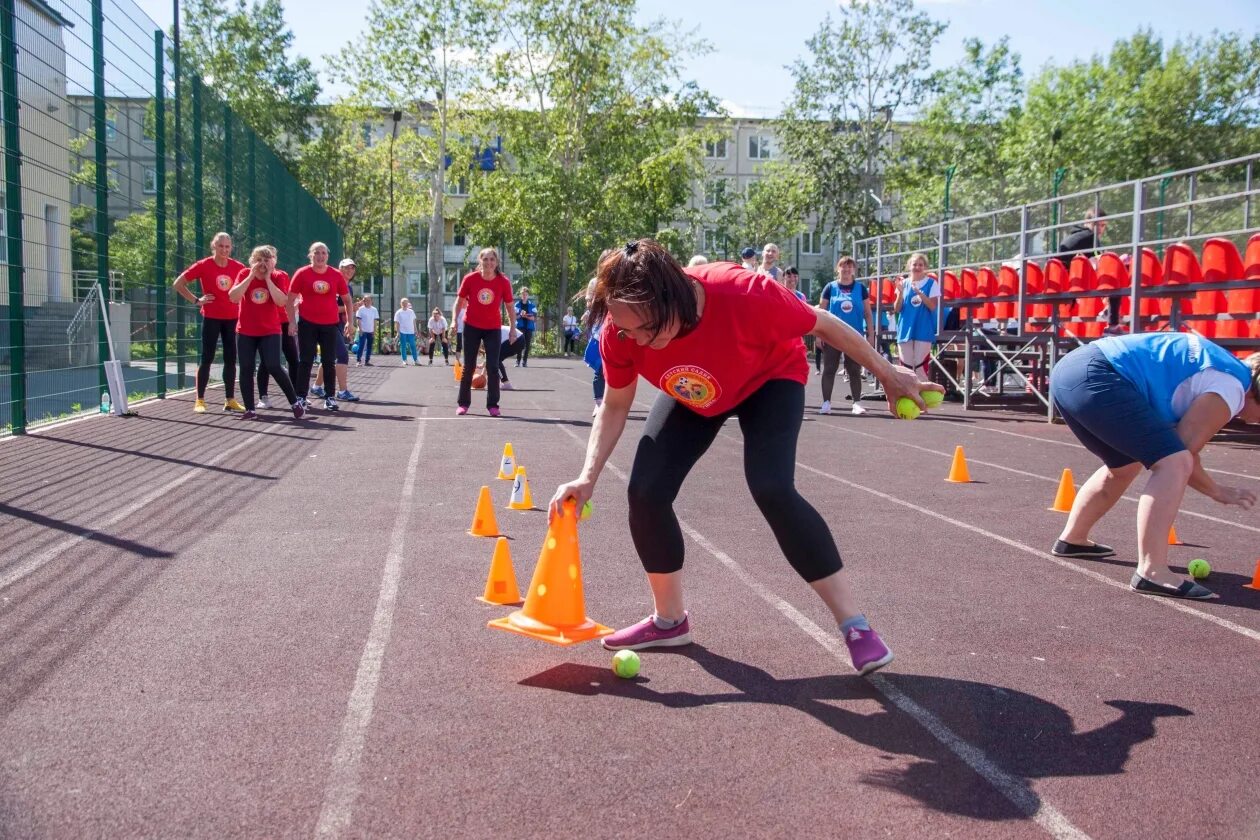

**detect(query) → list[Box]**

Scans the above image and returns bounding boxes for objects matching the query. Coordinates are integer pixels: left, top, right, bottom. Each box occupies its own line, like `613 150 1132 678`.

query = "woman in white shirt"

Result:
394 298 419 366
354 294 380 366
562 306 579 356
427 308 451 365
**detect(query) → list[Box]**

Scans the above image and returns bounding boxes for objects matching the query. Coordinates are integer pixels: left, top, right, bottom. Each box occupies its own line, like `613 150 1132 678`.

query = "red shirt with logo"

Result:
290 265 349 325
457 271 514 330
600 262 816 417
235 269 286 337
185 256 246 320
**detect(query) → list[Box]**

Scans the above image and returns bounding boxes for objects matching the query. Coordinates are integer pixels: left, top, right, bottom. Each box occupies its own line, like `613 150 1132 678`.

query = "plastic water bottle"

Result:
99 390 111 415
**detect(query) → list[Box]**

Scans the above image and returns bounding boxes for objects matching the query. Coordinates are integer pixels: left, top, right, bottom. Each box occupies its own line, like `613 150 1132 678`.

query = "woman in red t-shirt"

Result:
285 242 354 411
172 231 247 414
451 247 517 416
227 245 305 420
549 240 937 676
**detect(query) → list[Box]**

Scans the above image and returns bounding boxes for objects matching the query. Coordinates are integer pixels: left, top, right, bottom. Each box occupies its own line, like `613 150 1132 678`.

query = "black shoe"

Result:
1051 539 1115 559
1130 573 1215 600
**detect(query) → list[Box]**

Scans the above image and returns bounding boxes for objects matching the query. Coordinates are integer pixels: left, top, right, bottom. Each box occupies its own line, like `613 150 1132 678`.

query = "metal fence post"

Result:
193 75 204 249
92 0 109 393
154 30 167 397
1129 181 1143 334
172 0 185 384
1 0 25 433
223 102 232 235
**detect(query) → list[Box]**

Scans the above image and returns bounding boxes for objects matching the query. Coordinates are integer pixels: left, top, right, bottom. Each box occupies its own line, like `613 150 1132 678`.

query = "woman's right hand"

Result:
549 477 595 521
197 294 213 304
1212 485 1256 509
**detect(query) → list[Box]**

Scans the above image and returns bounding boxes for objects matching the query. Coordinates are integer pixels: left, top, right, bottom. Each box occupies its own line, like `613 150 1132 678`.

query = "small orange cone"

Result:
1049 468 1076 512
507 466 534 510
477 537 522 605
488 500 612 646
945 446 972 483
454 360 463 382
1168 524 1183 546
497 443 517 480
1243 558 1260 591
468 485 500 537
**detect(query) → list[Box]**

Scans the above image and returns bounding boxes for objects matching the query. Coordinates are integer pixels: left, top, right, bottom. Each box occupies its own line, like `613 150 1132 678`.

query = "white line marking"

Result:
314 416 426 840
552 423 1092 839
0 430 266 592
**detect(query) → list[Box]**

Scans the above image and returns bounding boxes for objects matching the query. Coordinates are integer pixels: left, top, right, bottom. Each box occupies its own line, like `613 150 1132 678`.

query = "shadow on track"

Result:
521 645 1190 822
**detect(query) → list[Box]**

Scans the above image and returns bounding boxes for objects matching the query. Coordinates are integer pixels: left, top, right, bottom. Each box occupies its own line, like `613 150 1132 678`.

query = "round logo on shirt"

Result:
477 288 495 306
250 288 269 304
313 279 330 294
661 365 721 411
216 274 232 291
910 294 922 307
840 300 854 314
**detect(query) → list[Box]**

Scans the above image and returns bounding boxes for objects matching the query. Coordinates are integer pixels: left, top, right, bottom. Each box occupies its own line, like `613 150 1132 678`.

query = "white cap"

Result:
339 258 356 268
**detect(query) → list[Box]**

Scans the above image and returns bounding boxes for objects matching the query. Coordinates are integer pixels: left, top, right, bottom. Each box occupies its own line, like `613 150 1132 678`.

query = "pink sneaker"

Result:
844 626 893 675
601 613 693 651
488 406 501 417
456 406 468 416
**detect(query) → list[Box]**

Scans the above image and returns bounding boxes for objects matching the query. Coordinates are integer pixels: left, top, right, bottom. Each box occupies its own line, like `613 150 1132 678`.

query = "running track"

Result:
1 359 1258 839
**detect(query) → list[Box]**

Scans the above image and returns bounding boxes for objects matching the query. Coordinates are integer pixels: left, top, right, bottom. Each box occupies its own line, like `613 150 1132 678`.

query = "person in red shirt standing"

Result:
549 240 938 675
172 231 247 413
227 245 305 420
286 241 354 412
254 263 297 410
452 247 517 416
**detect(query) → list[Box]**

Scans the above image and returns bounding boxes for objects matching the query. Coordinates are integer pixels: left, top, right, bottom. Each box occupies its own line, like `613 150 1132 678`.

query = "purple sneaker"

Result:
601 613 693 651
844 626 893 675
456 406 468 416
488 406 501 417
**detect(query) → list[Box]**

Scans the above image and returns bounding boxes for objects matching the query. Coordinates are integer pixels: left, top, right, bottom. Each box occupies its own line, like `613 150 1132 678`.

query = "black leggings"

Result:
427 334 450 362
563 331 577 354
297 321 339 399
821 344 863 402
459 324 502 408
197 317 237 399
238 333 298 411
516 329 534 363
258 325 298 397
627 378 842 582
497 335 526 382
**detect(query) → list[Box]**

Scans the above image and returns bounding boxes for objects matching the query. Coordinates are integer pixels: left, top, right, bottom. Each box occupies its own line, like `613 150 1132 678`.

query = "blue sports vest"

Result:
824 280 867 334
1096 332 1251 424
896 277 937 343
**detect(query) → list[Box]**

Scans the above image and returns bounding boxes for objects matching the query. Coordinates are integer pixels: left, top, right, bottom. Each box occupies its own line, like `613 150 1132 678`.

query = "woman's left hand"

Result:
1212 485 1256 509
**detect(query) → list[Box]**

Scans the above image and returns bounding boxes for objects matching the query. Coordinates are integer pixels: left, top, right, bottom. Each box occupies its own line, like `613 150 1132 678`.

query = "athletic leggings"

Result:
820 344 863 403
427 334 450 362
497 335 526 382
515 329 534 364
197 316 238 399
459 324 501 408
237 333 298 411
257 325 298 398
563 330 578 354
296 321 339 399
628 378 842 582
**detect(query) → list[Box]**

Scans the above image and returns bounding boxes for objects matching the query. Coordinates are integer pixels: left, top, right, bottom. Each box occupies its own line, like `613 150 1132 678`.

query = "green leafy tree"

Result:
716 161 816 255
778 0 945 240
181 0 321 156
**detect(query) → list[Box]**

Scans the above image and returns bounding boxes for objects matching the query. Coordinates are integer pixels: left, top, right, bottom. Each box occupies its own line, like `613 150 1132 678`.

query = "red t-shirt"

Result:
271 269 291 325
235 269 284 337
457 271 513 330
600 262 816 417
290 265 349 325
184 256 246 320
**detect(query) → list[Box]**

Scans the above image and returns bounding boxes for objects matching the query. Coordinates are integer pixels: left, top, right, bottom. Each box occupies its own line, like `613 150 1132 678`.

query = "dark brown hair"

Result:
585 239 700 342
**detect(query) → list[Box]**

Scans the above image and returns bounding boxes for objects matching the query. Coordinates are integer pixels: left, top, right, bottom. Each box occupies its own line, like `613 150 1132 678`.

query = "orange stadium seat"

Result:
1245 233 1260 279
976 267 998 320
942 270 961 301
1095 252 1129 291
1025 261 1048 330
995 265 1018 320
1067 255 1098 293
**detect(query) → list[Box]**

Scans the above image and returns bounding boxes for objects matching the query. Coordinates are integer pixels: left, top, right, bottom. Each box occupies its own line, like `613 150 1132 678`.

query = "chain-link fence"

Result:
0 0 342 434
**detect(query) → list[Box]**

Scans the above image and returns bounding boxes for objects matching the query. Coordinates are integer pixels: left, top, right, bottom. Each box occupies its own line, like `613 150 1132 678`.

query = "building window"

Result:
748 135 773 160
107 162 119 192
453 224 467 247
407 270 427 295
703 179 727 208
800 229 823 255
702 228 719 254
445 176 468 196
446 267 462 293
704 137 727 159
105 113 118 142
143 167 157 194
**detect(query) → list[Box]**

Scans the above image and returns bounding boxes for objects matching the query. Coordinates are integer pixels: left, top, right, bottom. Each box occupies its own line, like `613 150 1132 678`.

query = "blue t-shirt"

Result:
822 280 868 334
514 298 537 332
896 277 938 343
1097 332 1251 425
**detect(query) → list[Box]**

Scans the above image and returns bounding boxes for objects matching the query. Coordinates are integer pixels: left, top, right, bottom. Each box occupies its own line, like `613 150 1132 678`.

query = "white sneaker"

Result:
819 400 831 415
592 399 603 417
256 395 270 410
400 360 408 366
501 381 514 390
851 403 867 415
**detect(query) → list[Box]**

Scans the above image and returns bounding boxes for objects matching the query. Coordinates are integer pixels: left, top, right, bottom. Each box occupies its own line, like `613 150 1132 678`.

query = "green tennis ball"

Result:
581 500 593 520
921 389 944 409
1187 558 1211 579
895 396 921 420
612 649 640 679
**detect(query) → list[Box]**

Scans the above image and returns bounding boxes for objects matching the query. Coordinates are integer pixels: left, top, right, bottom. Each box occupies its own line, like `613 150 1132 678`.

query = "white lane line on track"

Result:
314 414 426 840
0 430 266 592
551 422 1092 840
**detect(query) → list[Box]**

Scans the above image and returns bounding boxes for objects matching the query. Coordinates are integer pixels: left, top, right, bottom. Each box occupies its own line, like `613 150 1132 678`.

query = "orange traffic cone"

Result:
477 537 522 605
454 361 463 382
1049 468 1076 512
1168 524 1183 546
945 446 972 483
488 500 612 645
497 443 517 480
1243 558 1260 591
468 485 500 537
507 467 534 510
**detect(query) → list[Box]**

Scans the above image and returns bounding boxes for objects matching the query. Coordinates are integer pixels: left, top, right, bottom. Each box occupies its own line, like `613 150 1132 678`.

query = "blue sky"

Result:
133 0 1256 116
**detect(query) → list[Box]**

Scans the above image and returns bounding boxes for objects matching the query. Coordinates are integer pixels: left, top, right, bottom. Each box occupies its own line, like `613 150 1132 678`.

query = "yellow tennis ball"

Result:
895 396 921 420
921 389 944 409
1187 558 1210 579
581 500 593 520
612 649 640 679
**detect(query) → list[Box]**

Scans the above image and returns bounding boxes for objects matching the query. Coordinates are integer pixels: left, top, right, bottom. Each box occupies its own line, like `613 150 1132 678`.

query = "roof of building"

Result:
26 0 74 28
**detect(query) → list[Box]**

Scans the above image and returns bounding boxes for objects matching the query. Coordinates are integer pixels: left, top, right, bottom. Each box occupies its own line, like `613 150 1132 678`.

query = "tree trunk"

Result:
427 97 447 317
